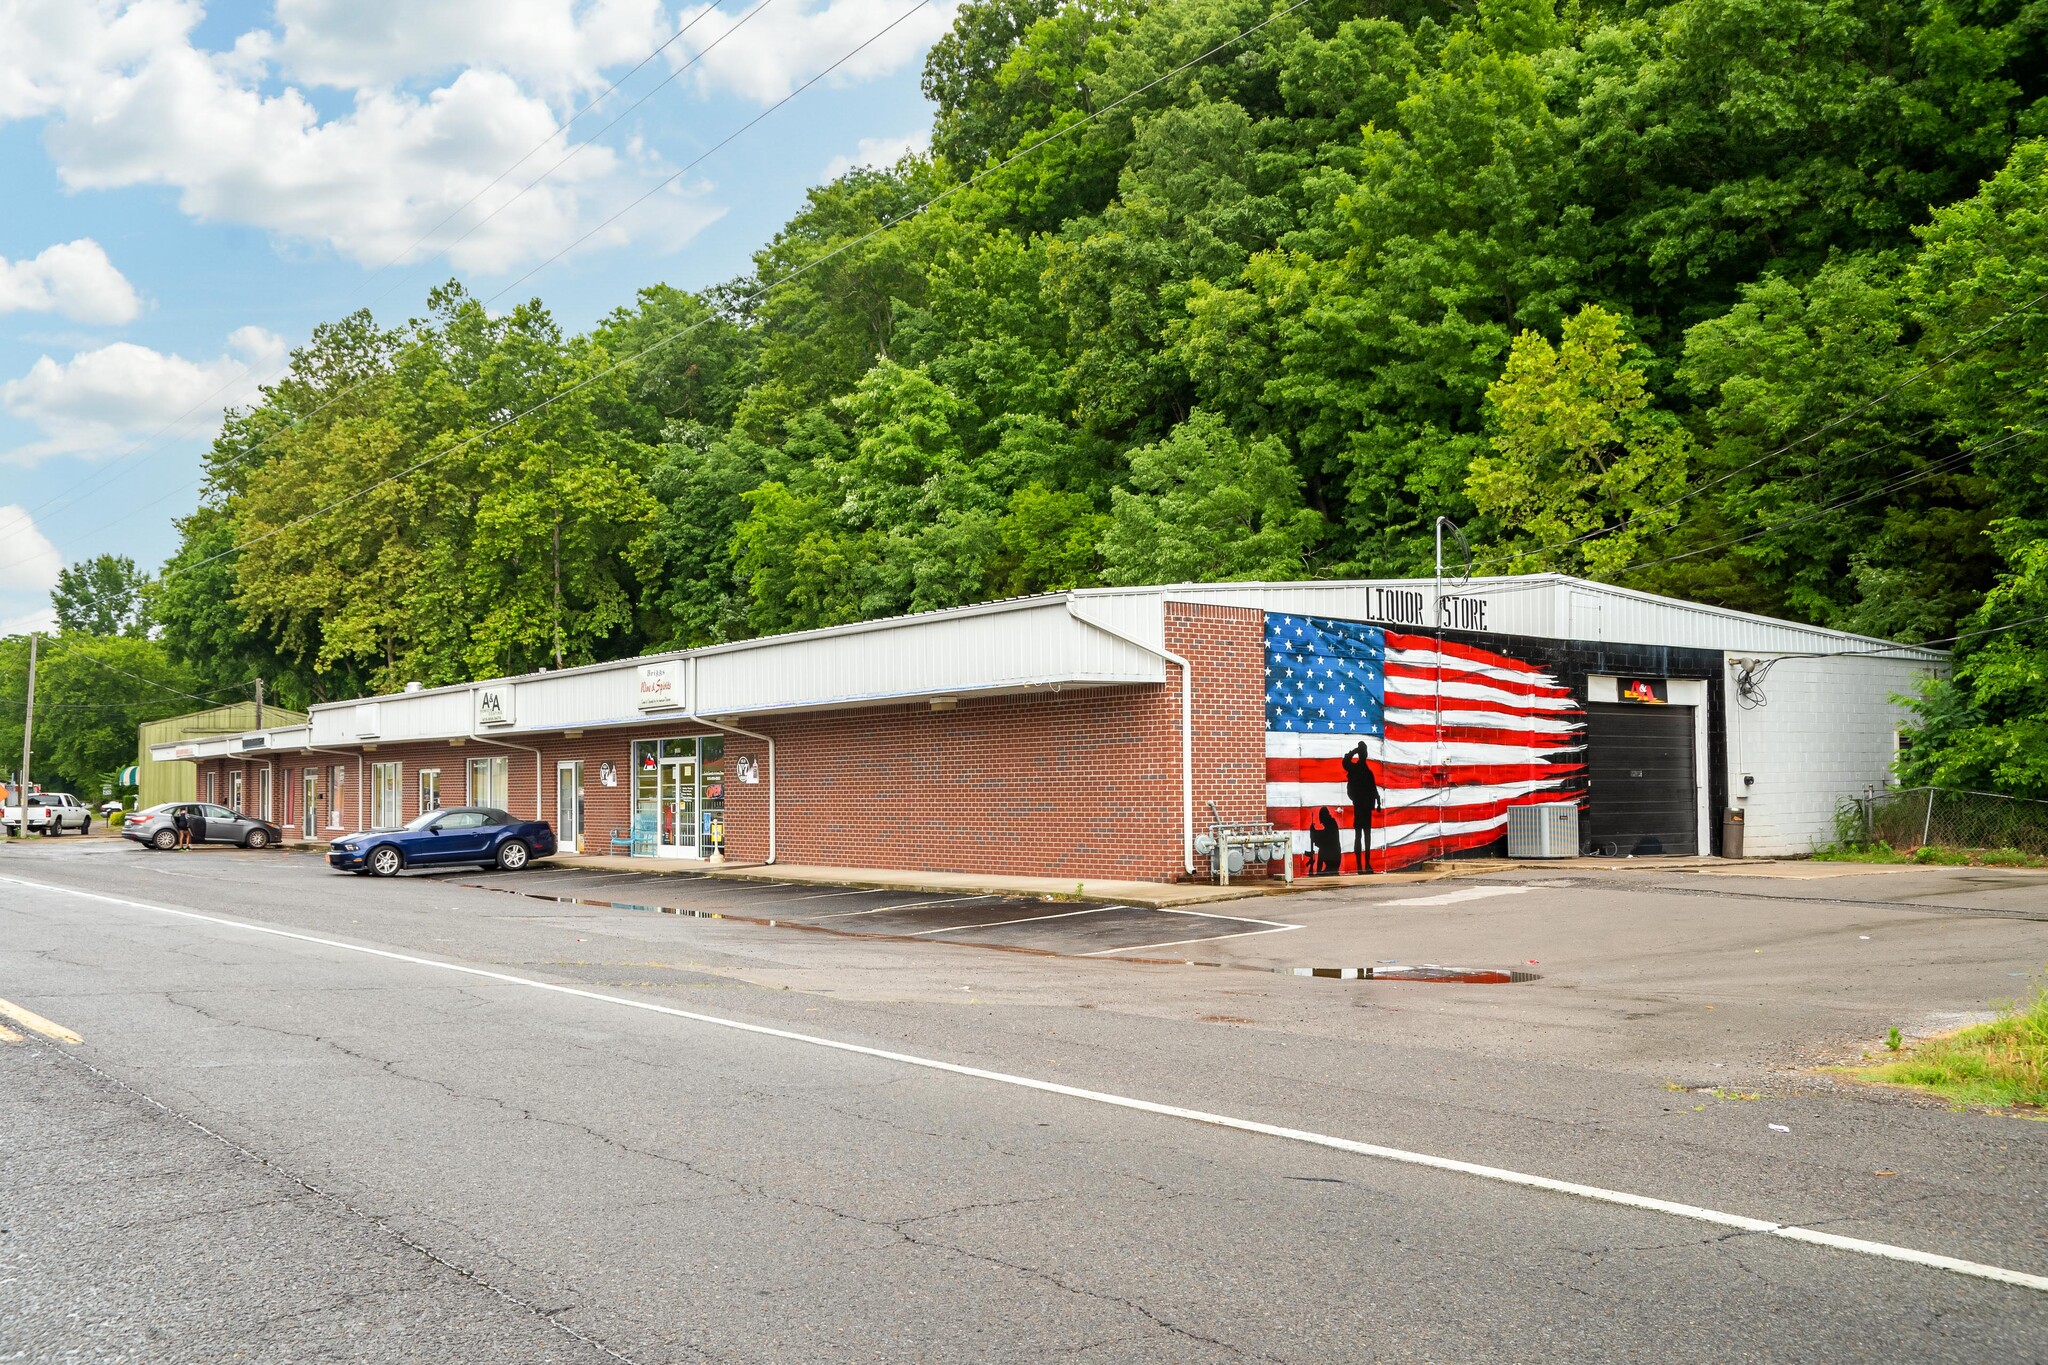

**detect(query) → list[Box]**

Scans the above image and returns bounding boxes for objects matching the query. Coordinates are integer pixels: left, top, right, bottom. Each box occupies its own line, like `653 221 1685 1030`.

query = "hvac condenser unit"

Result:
1506 803 1579 859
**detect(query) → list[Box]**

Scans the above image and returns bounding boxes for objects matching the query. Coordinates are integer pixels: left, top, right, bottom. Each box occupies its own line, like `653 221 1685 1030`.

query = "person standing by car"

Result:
172 804 193 850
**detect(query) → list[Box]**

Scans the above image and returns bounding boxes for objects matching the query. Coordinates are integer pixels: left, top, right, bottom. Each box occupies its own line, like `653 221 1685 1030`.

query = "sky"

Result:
0 0 952 635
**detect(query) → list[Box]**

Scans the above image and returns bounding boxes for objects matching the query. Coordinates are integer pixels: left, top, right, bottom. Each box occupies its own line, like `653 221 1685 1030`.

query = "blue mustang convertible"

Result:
328 806 556 877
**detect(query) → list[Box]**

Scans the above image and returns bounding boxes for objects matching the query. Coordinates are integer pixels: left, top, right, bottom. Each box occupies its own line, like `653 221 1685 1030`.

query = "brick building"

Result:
154 576 1944 879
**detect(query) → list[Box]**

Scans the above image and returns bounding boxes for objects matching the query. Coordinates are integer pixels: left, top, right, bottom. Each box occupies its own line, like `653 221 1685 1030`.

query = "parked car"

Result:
121 802 285 850
2 791 93 836
327 807 556 877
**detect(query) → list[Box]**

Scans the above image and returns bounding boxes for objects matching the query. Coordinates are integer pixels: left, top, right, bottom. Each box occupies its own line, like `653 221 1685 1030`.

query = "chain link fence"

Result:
1853 786 2048 856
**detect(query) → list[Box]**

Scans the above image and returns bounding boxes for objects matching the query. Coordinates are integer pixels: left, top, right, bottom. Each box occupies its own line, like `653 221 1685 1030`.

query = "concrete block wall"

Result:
1725 653 1937 856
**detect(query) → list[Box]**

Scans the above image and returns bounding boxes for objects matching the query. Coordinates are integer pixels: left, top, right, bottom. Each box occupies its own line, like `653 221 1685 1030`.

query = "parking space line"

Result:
786 887 894 901
10 871 2041 1297
1151 906 1304 928
1082 924 1303 957
0 995 83 1044
814 894 996 919
914 906 1124 936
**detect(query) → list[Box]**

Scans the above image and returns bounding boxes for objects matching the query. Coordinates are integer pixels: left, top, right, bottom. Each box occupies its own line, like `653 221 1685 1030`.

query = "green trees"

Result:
0 635 202 799
146 0 2048 792
50 555 151 637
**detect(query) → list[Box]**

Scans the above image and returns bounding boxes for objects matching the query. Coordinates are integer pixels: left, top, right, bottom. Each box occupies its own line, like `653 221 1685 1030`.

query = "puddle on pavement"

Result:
456 882 1541 983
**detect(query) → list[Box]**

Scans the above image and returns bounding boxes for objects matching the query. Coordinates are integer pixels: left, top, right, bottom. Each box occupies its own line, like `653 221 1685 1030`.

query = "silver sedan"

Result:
122 803 285 850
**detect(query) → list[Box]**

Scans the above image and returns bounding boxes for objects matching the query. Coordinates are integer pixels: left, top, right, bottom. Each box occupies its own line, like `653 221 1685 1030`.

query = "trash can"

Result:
1720 807 1745 860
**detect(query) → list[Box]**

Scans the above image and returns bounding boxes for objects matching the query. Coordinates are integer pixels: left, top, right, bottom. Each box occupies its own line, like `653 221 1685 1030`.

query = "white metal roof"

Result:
148 574 1944 760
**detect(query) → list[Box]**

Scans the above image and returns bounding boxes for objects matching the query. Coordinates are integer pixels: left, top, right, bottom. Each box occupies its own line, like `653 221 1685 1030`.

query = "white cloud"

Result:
0 606 59 636
823 128 929 181
260 0 672 96
677 0 960 104
0 505 62 637
0 506 62 590
1 326 287 467
0 0 723 273
0 239 142 325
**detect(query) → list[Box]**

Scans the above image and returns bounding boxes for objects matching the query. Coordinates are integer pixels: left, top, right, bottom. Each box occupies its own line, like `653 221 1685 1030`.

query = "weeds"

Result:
1845 977 2048 1111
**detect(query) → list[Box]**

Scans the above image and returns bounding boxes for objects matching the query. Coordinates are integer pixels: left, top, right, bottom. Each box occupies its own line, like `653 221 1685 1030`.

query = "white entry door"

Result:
556 761 584 854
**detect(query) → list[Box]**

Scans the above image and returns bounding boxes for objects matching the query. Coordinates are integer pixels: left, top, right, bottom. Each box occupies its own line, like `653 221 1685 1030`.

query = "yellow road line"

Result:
0 1022 22 1043
0 996 81 1044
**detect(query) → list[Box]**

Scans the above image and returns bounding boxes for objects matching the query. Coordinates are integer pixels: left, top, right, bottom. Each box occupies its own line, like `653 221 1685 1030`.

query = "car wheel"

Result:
244 828 269 849
495 839 530 871
81 818 91 835
368 845 403 878
152 828 176 850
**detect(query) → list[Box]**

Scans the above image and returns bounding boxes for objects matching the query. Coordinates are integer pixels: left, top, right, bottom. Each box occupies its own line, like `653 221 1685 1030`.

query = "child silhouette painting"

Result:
1342 741 1381 873
1310 807 1343 876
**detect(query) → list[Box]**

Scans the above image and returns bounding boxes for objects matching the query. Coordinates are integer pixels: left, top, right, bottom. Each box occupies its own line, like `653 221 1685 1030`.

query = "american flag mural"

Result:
1264 613 1586 873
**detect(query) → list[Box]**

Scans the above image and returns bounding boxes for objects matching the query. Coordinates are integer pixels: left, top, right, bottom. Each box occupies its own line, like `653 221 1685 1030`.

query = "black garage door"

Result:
1584 702 1698 856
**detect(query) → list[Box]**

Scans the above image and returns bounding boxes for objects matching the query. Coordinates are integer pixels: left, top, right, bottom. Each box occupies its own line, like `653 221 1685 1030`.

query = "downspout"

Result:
467 691 545 821
1065 599 1194 875
692 657 776 863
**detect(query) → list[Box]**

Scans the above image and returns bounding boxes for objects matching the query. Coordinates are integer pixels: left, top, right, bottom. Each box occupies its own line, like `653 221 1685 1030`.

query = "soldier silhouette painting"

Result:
1342 741 1382 873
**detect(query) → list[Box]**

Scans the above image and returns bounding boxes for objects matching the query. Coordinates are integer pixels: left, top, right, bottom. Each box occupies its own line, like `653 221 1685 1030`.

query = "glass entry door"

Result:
556 761 584 854
302 771 316 837
658 756 697 856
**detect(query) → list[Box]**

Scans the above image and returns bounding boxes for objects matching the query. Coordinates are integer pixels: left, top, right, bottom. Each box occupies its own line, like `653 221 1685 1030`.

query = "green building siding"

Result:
136 703 307 809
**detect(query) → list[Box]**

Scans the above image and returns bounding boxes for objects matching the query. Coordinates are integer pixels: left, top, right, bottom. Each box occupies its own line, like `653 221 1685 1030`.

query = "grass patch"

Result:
1845 981 2048 1112
1811 841 1913 863
1808 840 2048 869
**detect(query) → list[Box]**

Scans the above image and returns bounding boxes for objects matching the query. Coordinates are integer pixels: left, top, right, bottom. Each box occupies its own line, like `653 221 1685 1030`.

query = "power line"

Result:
484 0 938 308
29 633 250 710
8 2 755 541
161 0 1326 585
1467 284 2048 576
1610 433 2021 580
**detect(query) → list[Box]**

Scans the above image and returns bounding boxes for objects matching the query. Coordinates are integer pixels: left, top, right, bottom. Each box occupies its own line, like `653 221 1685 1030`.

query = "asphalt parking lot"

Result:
436 862 1303 959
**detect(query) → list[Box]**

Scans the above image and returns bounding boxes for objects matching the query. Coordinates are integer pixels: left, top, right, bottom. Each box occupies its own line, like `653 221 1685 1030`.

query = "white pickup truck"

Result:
2 791 94 836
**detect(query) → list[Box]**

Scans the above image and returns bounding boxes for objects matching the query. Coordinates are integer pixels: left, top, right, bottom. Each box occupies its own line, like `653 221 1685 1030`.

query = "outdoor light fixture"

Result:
930 697 956 711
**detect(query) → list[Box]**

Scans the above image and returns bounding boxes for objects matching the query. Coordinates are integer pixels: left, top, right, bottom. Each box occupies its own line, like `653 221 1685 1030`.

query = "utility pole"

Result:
253 675 264 729
552 518 565 671
14 632 35 840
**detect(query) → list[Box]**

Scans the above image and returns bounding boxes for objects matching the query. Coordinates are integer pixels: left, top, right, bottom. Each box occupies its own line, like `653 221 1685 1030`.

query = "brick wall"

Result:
184 607 1273 882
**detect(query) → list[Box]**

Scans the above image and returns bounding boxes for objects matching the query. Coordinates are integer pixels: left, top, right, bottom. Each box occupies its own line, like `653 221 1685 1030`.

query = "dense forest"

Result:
8 0 2047 801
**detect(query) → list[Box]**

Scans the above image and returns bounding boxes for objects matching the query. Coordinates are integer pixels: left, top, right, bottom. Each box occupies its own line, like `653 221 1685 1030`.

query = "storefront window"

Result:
629 736 721 857
701 736 724 856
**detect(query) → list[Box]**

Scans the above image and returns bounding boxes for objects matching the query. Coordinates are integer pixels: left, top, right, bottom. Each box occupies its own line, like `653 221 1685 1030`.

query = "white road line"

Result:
785 887 892 901
814 894 995 919
1378 886 1535 908
1150 906 1303 928
1083 925 1303 957
914 906 1122 936
5 871 2044 1297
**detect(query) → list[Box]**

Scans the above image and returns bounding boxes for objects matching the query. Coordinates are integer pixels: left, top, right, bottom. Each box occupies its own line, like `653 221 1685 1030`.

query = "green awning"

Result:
118 765 139 786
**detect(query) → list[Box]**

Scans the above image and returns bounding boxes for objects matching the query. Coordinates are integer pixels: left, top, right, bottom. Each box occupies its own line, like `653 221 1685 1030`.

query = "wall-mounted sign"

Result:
1343 588 1492 631
734 755 760 785
598 761 619 788
474 687 515 727
1618 677 1669 704
636 660 687 711
174 744 197 759
355 702 380 738
241 734 268 750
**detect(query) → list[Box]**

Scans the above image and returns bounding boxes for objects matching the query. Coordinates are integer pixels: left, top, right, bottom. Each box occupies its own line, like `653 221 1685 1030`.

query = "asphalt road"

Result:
2 839 2044 1362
